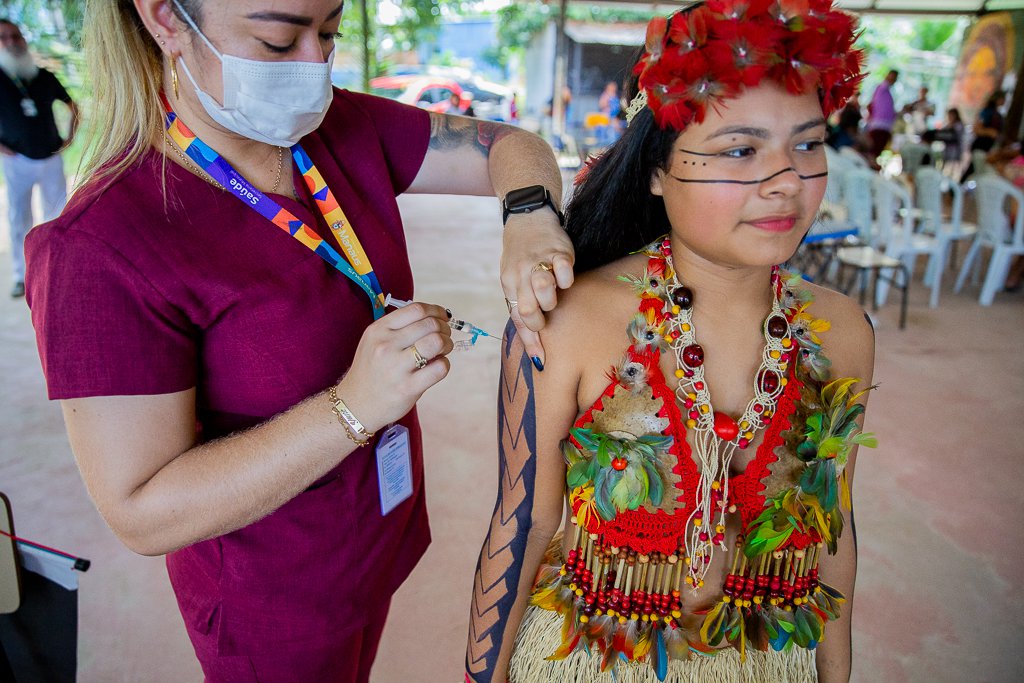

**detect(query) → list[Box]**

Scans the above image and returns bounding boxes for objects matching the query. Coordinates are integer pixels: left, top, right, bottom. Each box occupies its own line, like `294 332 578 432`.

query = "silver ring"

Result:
410 345 428 370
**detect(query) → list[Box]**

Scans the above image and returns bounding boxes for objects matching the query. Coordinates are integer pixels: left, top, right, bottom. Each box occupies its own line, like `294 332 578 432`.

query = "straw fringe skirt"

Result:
508 604 817 683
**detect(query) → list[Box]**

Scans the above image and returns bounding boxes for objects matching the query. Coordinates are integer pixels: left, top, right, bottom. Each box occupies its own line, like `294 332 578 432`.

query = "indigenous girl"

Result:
466 2 874 681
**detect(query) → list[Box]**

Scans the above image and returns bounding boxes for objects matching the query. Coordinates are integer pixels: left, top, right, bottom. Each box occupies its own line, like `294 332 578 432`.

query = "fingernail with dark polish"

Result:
531 356 545 372
445 308 453 319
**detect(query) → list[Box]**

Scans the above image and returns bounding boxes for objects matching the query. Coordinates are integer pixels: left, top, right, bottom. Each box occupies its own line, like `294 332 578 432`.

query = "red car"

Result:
369 75 469 114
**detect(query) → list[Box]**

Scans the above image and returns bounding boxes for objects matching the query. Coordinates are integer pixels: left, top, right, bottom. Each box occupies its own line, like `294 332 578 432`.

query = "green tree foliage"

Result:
333 0 464 83
0 0 82 47
0 0 85 97
911 20 960 52
856 15 967 115
489 2 658 71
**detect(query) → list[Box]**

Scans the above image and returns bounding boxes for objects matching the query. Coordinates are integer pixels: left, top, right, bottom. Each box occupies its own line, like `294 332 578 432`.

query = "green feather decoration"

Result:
561 426 674 521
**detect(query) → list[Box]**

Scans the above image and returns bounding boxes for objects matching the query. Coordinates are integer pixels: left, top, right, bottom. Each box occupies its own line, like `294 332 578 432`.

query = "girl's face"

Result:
651 82 828 270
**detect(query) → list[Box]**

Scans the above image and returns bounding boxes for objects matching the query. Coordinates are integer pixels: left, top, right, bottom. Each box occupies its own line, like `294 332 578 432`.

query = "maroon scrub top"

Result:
25 91 432 655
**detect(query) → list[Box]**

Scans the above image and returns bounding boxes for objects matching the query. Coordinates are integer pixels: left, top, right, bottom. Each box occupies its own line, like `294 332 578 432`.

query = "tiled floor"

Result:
1 192 1022 682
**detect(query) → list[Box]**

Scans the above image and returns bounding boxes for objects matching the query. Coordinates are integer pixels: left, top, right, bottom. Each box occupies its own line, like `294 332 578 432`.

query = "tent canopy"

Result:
567 0 1024 16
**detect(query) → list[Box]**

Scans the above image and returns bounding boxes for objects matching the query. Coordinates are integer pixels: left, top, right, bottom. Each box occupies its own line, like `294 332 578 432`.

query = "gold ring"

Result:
532 261 554 273
504 298 518 314
411 345 428 370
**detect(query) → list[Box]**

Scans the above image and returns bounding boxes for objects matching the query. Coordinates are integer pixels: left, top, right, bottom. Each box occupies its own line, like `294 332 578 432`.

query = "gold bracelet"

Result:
328 386 375 445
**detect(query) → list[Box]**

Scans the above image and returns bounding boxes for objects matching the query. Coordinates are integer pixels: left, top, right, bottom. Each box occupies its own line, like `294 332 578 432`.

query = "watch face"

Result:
506 185 548 212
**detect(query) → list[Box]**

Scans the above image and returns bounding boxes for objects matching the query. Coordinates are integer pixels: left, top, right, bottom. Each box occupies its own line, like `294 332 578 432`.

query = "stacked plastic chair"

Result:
791 147 859 281
869 175 943 310
954 172 1024 305
914 167 978 307
835 171 910 328
899 142 933 178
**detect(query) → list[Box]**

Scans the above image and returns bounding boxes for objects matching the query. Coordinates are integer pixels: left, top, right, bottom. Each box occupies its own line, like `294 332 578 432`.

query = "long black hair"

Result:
564 55 679 273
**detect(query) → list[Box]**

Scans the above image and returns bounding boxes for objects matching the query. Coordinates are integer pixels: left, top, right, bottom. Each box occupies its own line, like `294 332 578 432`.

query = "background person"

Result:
961 90 1006 182
449 91 475 117
0 18 79 298
24 1 574 681
901 85 935 137
935 107 965 177
866 69 898 159
597 80 622 145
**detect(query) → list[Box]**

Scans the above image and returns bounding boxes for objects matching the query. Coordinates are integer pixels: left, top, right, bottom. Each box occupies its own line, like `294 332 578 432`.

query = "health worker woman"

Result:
24 1 573 680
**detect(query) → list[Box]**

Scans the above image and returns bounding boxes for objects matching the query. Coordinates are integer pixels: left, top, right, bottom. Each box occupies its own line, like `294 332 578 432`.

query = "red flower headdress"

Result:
632 0 865 129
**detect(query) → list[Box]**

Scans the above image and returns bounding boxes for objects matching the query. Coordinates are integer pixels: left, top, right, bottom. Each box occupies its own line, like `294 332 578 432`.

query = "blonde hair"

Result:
78 0 189 190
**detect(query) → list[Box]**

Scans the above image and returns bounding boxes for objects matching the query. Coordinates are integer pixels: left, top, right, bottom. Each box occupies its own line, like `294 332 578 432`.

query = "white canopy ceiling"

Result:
565 0 1024 15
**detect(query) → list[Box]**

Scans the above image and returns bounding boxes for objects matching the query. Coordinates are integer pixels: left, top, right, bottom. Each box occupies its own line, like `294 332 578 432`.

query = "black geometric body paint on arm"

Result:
428 112 516 157
467 321 538 682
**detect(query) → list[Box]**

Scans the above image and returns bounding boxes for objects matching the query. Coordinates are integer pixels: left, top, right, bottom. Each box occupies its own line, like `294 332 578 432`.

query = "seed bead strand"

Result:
657 240 794 588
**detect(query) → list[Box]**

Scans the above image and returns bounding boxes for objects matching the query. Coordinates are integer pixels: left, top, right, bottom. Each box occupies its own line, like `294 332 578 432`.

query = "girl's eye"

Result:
721 147 755 159
320 31 343 41
796 140 825 152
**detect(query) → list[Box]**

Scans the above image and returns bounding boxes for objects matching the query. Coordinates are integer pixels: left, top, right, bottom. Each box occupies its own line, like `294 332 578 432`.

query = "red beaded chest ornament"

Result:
532 238 876 678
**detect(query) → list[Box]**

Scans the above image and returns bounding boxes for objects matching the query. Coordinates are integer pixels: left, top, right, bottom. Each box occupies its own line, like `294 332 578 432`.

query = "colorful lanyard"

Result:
162 100 386 318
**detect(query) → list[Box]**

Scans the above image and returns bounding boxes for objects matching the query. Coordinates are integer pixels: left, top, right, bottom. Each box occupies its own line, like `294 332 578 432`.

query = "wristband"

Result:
501 184 565 227
328 386 375 444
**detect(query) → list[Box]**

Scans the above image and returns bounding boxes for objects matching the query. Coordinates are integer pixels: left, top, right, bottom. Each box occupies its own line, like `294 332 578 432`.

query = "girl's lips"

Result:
746 216 798 232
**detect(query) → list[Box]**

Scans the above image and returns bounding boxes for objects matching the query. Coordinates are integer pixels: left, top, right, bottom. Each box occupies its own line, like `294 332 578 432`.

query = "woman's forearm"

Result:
72 387 362 557
487 127 563 205
467 326 568 682
67 303 455 556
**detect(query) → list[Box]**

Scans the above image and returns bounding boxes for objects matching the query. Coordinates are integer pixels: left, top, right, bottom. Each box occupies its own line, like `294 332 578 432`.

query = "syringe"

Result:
384 295 498 346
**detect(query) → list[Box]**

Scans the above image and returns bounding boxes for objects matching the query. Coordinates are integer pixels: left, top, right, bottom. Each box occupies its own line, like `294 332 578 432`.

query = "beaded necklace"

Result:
657 238 794 588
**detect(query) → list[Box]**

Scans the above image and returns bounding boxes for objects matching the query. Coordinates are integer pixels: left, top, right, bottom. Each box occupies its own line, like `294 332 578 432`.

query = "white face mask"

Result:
172 0 334 147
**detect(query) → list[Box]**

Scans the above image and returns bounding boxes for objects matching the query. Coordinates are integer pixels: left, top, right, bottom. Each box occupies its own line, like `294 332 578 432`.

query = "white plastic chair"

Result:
791 148 858 282
835 171 910 327
900 142 932 177
822 146 851 207
914 167 978 307
872 176 932 310
839 146 871 169
841 167 877 242
954 173 1024 305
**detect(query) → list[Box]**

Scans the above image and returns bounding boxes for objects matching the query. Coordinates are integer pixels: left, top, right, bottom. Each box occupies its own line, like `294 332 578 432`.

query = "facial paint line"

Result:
669 168 828 185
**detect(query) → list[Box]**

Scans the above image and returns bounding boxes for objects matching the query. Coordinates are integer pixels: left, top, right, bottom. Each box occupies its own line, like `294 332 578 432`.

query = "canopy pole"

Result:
551 0 569 144
360 0 370 92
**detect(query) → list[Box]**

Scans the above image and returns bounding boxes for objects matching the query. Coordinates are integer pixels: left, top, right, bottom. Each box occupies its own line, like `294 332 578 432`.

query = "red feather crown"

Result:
634 0 865 130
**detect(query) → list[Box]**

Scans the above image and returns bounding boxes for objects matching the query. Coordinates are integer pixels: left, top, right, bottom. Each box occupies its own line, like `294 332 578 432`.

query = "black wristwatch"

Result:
502 185 565 226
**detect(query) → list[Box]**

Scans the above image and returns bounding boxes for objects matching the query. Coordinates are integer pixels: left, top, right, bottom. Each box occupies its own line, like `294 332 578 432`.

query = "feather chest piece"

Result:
531 236 876 678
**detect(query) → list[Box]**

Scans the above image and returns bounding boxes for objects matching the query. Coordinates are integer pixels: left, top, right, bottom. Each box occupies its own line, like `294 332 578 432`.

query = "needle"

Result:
384 294 499 343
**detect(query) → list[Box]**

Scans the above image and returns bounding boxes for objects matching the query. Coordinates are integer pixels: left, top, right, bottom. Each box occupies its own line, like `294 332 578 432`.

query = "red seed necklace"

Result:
658 238 794 588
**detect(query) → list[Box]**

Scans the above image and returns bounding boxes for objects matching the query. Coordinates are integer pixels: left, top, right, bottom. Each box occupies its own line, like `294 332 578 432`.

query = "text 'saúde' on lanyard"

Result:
161 96 386 319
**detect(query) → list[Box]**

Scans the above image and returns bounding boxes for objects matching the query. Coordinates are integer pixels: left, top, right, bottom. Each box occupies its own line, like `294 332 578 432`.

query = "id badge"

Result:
375 424 413 516
20 98 37 118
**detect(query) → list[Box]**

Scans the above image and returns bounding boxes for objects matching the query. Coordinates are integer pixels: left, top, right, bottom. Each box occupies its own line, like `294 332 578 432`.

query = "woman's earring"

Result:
155 33 165 46
170 57 180 100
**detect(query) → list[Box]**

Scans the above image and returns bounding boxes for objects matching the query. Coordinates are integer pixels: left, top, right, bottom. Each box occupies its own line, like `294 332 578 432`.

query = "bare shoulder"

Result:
800 279 875 384
542 254 647 341
536 250 647 393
